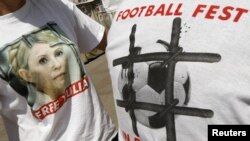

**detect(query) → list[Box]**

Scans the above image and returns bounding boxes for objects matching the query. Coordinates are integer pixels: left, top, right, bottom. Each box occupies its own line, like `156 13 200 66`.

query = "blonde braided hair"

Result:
8 40 30 82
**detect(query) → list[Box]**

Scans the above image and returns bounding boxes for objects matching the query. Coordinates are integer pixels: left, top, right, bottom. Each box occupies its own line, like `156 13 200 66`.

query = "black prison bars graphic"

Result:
113 17 221 141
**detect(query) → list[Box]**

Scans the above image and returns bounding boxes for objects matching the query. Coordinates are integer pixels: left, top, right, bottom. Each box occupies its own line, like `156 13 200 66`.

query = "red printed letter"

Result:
205 5 220 19
145 5 155 16
122 9 130 20
218 6 234 21
154 4 165 16
175 3 183 16
134 137 141 141
192 4 207 17
234 8 249 22
138 6 147 17
116 11 123 21
130 7 139 18
122 131 130 141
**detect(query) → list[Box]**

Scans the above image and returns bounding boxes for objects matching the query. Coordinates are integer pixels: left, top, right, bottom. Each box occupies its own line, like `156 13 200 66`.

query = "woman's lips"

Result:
54 72 65 80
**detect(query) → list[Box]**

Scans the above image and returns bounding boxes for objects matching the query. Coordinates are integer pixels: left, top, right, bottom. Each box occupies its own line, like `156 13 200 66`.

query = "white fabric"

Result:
101 0 123 12
106 0 250 141
0 0 117 141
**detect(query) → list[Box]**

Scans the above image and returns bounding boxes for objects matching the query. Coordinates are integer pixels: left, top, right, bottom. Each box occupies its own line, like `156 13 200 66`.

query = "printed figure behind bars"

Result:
1 23 85 117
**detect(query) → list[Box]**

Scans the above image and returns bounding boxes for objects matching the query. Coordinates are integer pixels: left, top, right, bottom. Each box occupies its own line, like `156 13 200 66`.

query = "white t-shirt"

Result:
101 0 123 12
106 0 250 141
0 0 117 141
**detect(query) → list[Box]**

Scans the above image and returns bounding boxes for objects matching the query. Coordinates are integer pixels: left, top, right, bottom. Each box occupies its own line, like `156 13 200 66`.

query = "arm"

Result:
96 29 108 51
72 4 107 53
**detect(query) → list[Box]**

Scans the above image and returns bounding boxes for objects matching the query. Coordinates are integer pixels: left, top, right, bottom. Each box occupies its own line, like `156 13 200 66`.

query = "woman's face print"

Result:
27 43 68 97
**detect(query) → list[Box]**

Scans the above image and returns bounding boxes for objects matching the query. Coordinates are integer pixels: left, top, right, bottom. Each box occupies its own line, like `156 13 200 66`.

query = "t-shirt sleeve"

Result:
0 78 7 113
0 78 11 113
0 77 28 117
72 4 105 53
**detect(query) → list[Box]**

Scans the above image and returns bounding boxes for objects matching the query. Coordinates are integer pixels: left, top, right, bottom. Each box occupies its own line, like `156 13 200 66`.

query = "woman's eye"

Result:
55 50 63 57
39 58 48 65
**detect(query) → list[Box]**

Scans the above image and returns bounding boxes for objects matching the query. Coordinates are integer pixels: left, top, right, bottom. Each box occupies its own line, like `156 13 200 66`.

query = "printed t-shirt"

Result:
0 0 117 140
106 0 250 141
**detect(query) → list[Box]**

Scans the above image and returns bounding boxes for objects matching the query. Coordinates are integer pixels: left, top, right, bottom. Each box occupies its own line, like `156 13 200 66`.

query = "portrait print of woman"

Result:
5 23 83 111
